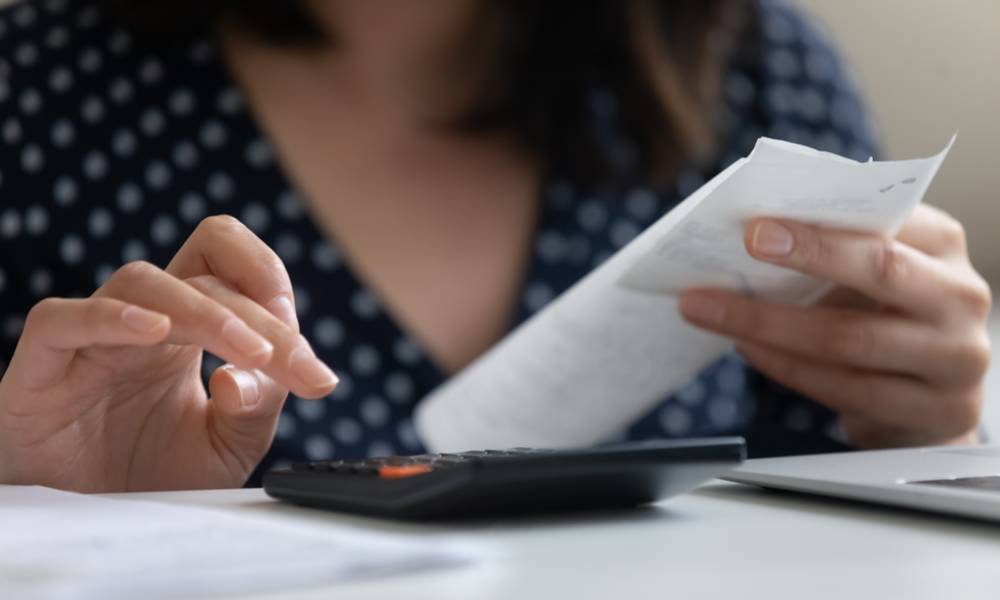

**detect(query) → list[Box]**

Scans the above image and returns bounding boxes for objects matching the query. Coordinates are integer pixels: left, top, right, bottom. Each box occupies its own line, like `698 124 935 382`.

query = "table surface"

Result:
108 481 1000 600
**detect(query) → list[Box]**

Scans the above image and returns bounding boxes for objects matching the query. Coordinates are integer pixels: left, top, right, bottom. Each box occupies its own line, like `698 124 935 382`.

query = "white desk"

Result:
110 482 1000 600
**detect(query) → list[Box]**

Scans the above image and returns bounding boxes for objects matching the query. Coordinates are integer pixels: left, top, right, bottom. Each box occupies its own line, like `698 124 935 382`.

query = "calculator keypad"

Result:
290 447 554 478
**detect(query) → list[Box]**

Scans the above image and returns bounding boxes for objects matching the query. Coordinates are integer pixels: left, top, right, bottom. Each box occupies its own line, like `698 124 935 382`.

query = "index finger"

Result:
166 215 299 331
744 218 955 321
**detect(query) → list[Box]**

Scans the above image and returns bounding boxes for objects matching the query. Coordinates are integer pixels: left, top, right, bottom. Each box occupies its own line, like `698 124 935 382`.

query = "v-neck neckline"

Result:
205 36 555 383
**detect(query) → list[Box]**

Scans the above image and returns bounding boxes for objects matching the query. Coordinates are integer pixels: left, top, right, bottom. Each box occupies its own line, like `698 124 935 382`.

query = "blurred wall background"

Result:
797 0 1000 437
798 0 1000 283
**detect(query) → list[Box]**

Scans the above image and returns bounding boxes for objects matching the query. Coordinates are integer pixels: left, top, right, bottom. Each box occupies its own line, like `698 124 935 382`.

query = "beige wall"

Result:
798 0 1000 283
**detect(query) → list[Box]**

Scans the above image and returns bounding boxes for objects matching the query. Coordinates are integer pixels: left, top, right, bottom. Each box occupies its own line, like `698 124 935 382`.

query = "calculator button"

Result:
378 464 434 479
435 454 468 463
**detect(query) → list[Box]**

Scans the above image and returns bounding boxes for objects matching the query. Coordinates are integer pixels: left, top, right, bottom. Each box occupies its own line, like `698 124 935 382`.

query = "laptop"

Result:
724 445 1000 522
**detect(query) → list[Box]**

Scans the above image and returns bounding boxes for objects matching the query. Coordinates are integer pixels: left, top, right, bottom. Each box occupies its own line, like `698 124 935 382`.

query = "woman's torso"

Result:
221 30 544 374
0 0 879 479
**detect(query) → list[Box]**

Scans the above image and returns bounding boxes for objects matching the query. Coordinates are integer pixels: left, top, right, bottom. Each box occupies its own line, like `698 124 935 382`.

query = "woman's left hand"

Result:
679 204 993 448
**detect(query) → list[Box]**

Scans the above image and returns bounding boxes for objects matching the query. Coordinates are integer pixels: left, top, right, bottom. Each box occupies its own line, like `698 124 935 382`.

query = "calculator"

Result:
263 437 746 520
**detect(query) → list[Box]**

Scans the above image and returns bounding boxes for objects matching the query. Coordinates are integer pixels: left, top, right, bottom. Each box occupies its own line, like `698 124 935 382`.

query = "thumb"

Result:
208 365 288 466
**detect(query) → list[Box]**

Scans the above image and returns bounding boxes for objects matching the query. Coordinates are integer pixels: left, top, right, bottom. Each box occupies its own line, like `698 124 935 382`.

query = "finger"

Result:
166 215 299 331
186 275 338 399
896 204 968 260
841 413 981 448
838 414 934 449
735 340 959 431
207 365 288 473
815 286 879 311
94 261 275 372
8 297 170 389
679 290 984 384
744 218 961 321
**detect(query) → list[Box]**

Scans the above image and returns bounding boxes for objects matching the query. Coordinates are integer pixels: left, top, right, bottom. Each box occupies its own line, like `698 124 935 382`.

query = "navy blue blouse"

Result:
0 0 879 481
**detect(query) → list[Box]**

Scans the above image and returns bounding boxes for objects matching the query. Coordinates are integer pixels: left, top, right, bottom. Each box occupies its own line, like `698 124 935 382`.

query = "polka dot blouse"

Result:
0 0 880 482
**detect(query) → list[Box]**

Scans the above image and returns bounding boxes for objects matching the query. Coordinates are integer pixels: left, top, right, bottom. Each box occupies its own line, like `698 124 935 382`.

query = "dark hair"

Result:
100 1 749 188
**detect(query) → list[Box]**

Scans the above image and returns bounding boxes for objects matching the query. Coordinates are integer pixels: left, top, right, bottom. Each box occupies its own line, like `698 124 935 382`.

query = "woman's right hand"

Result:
0 216 339 493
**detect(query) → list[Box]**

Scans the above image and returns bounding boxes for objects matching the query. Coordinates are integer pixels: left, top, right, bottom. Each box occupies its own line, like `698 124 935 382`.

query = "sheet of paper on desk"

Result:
0 486 475 600
415 135 954 452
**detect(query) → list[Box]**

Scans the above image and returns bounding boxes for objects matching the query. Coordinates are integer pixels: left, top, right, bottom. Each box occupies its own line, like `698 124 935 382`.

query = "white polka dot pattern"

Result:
333 417 362 445
0 0 872 472
350 345 381 377
295 396 326 422
360 396 389 427
313 317 344 349
303 434 334 460
659 405 693 436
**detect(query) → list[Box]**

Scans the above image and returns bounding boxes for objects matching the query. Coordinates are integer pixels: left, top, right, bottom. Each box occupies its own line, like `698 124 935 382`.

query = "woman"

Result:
0 0 991 492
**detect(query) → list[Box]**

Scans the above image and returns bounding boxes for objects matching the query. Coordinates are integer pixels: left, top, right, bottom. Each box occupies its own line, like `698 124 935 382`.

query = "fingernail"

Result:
752 221 795 257
121 305 169 334
289 344 339 389
266 295 298 330
222 318 273 359
225 366 261 409
679 295 726 326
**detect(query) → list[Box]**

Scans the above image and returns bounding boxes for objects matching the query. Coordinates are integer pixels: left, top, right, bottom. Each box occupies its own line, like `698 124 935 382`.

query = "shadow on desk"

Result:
695 482 1000 537
236 494 689 535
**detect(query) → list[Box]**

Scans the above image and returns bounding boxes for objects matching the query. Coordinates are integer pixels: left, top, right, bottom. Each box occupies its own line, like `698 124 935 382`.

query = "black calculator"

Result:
263 437 746 520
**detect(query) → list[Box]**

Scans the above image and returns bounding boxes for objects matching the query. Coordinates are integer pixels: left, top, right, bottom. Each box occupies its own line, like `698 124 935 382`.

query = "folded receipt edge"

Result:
414 135 956 453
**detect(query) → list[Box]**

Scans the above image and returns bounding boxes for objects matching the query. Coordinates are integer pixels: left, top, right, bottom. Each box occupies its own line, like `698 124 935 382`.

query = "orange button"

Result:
378 464 433 479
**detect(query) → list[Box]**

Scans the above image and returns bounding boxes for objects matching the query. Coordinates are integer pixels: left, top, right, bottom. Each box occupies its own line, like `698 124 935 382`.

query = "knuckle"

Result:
81 297 117 323
939 214 967 250
957 331 993 380
111 260 159 285
954 276 993 319
827 318 873 360
259 247 291 283
24 297 62 330
197 214 245 236
184 274 225 295
796 229 830 269
250 249 293 299
870 239 906 288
